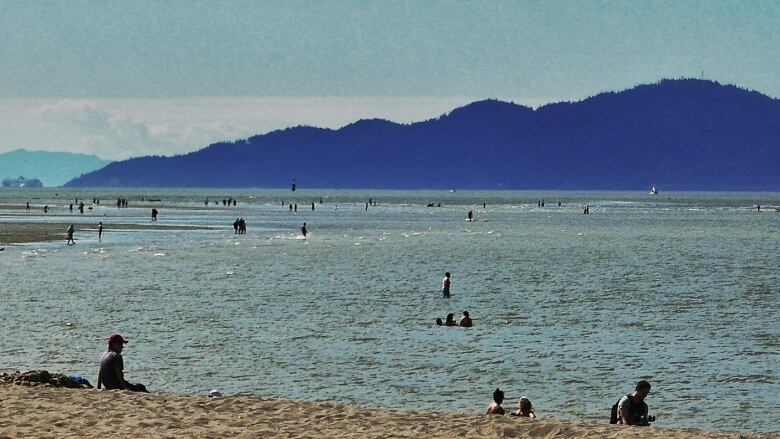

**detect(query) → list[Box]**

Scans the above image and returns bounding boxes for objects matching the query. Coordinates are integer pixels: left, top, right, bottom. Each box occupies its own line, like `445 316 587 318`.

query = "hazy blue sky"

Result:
1 0 778 158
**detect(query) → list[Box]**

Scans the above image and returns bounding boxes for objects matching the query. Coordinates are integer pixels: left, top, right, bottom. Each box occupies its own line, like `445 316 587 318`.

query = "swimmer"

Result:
459 311 472 327
444 313 456 326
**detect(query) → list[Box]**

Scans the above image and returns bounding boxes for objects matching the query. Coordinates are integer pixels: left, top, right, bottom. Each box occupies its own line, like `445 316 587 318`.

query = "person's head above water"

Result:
493 388 504 404
462 311 469 318
445 272 450 278
436 318 443 326
445 313 455 324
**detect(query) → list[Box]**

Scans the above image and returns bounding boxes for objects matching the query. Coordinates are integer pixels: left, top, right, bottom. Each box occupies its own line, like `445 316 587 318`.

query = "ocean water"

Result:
0 189 778 433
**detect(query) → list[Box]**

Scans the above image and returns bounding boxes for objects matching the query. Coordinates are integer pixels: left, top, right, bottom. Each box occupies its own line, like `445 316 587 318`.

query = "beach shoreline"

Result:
0 382 775 439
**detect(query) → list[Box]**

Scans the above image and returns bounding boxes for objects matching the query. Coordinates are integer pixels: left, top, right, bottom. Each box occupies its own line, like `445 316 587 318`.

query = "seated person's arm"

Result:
619 404 633 425
97 370 102 389
115 362 128 390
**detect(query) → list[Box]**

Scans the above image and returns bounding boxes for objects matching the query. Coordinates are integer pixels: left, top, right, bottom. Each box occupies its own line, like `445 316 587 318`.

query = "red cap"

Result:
107 333 128 344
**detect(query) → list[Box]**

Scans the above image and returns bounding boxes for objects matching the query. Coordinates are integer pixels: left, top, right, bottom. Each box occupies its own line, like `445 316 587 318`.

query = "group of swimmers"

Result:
435 311 471 327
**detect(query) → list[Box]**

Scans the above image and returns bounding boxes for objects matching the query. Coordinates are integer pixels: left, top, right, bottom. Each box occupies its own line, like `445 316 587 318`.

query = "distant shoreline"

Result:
0 221 212 246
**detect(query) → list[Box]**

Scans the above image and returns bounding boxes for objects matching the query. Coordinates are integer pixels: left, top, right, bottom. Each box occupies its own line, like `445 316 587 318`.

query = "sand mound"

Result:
1 370 91 389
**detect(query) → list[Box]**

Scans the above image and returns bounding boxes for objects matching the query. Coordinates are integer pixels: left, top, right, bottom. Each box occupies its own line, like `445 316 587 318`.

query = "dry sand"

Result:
0 384 775 439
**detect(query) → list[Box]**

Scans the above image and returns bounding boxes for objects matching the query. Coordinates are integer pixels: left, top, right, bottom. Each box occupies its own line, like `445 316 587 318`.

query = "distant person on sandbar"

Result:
66 224 75 245
43 205 48 214
97 333 148 392
486 388 505 415
757 204 761 212
233 218 239 234
301 222 307 238
459 311 472 327
442 272 451 298
467 210 473 221
510 397 536 418
98 222 104 240
239 218 246 234
151 208 158 221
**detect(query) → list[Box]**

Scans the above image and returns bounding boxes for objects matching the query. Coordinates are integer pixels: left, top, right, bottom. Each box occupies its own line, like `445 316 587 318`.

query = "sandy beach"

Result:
0 381 775 439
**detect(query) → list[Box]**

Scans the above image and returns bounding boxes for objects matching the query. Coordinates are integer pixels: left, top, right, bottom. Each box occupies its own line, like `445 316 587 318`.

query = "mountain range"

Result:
65 79 780 190
0 150 111 187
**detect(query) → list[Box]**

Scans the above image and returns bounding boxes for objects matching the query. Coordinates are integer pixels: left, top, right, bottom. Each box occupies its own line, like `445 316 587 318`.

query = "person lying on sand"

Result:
486 388 505 415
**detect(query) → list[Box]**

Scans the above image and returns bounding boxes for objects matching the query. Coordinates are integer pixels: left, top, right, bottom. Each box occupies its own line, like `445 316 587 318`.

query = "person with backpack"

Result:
610 380 652 425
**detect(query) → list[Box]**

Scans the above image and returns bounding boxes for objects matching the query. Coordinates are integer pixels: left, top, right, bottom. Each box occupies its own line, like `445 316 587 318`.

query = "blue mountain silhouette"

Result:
64 79 780 190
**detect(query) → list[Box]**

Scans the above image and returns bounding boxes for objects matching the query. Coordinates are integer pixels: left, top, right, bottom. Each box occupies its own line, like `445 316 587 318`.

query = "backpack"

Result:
610 394 633 424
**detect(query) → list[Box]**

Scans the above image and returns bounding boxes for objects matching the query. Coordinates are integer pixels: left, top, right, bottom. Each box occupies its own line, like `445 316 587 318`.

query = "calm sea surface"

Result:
1 189 778 432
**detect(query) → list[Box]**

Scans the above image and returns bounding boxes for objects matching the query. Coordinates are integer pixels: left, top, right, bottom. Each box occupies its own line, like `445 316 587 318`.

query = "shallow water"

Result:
1 189 778 432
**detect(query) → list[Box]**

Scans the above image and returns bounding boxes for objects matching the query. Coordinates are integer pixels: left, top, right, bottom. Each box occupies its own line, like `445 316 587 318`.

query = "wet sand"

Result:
0 222 212 246
0 384 775 439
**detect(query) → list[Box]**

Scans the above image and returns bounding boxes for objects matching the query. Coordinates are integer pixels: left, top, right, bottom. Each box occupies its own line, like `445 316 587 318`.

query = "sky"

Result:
0 0 778 160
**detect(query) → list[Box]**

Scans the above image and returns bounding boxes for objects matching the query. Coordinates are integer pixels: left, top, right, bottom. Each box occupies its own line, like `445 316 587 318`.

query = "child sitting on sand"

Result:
510 396 536 418
486 388 505 415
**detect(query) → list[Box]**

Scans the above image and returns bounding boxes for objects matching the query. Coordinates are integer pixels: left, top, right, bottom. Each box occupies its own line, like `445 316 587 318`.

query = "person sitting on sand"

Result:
486 388 505 415
615 380 651 425
510 396 536 418
459 311 472 327
97 333 148 392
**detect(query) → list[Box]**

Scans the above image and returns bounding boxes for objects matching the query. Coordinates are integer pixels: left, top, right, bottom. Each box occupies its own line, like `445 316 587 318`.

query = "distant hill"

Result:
0 150 111 187
65 79 780 190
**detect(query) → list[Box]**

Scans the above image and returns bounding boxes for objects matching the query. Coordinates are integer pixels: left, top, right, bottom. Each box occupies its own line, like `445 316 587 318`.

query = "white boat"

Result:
649 185 658 195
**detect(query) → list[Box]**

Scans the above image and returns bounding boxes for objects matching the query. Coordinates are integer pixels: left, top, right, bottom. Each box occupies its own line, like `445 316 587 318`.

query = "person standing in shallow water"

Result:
442 272 451 298
301 222 307 238
98 222 104 240
66 224 75 245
